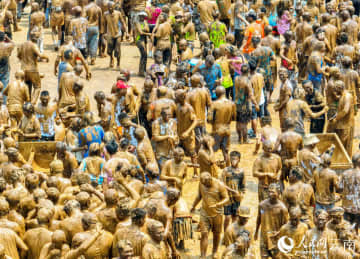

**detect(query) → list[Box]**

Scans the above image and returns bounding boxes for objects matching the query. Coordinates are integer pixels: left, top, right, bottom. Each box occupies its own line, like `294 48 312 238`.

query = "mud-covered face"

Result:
230 155 240 167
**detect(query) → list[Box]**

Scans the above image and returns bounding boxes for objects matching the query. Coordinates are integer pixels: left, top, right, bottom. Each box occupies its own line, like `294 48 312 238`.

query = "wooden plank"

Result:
315 133 352 170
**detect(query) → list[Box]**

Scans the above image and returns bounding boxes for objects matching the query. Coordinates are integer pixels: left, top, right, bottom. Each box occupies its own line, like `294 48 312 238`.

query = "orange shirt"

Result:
243 21 264 54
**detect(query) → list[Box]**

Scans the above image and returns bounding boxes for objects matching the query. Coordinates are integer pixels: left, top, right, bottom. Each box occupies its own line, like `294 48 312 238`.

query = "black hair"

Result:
118 112 128 122
40 90 49 96
106 141 118 155
131 208 146 222
0 32 5 42
230 151 241 158
248 58 257 71
119 138 130 149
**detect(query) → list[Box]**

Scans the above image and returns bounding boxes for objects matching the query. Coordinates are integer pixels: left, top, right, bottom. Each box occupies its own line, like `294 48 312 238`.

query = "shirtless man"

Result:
17 31 49 105
50 0 64 50
59 200 84 244
339 153 360 234
307 40 327 91
191 172 229 259
160 147 187 191
254 116 279 155
276 207 309 258
280 30 297 84
327 80 355 156
253 140 282 201
234 64 259 144
283 166 316 228
29 3 45 53
3 70 30 127
39 230 70 259
262 25 280 87
17 102 41 141
303 210 337 258
273 118 303 188
332 32 356 63
146 86 176 123
112 208 149 257
0 32 14 90
187 73 211 150
284 87 328 136
69 6 88 59
274 68 292 131
54 36 90 80
341 56 359 110
85 0 102 65
175 89 197 174
35 90 58 141
153 13 172 66
197 0 218 29
104 1 128 68
208 86 235 165
142 220 168 259
71 213 113 258
94 90 113 133
255 183 289 259
295 13 313 79
152 108 178 168
313 153 339 211
321 13 338 54
221 151 245 231
341 10 358 45
134 127 156 169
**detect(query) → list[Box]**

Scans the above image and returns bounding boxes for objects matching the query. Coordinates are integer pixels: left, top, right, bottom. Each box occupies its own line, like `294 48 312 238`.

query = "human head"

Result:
342 56 352 69
302 80 313 95
205 55 215 68
262 140 274 155
145 163 160 180
200 172 212 187
0 199 9 216
105 141 118 155
289 166 304 183
339 32 349 45
352 152 360 168
117 240 134 259
72 5 82 17
236 206 250 225
63 200 81 216
118 112 130 127
64 49 73 61
160 107 170 122
229 151 241 167
268 183 280 201
264 25 272 36
314 209 328 230
289 206 301 226
52 230 67 249
215 86 225 98
241 63 249 74
175 89 186 105
23 102 34 118
166 187 180 205
40 90 50 106
328 206 344 225
147 220 165 242
82 112 94 126
72 80 84 94
131 208 146 227
173 147 184 163
81 212 97 231
94 91 106 104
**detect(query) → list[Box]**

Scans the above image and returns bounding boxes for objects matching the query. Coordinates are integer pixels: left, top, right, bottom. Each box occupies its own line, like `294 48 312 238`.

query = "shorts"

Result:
224 201 240 216
149 24 156 33
41 135 55 141
107 37 121 57
199 211 223 233
236 103 251 123
50 10 64 27
212 134 230 152
251 104 264 120
344 212 360 226
179 136 196 157
25 71 41 89
264 75 273 92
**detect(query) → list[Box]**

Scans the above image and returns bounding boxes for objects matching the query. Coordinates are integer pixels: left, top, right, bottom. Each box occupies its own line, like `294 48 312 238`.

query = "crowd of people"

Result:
0 0 359 257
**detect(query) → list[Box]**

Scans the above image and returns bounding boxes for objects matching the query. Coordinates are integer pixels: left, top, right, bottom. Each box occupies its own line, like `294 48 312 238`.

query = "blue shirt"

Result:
78 125 104 157
198 63 222 99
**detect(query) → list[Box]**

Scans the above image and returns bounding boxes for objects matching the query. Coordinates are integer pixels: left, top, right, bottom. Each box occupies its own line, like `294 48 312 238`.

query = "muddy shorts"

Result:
212 134 230 152
179 136 196 157
224 201 240 216
236 103 251 123
107 37 121 57
199 212 223 233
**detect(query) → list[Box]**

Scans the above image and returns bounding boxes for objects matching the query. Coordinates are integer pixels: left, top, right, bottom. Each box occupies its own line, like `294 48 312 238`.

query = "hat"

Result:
237 206 251 218
329 207 344 216
116 80 129 89
303 134 320 146
138 11 148 17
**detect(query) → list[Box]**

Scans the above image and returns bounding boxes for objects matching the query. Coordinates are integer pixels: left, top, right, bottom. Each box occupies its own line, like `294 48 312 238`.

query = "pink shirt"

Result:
146 7 162 25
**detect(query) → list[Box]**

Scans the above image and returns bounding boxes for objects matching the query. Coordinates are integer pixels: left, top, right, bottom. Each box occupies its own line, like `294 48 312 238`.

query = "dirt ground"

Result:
10 10 360 258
